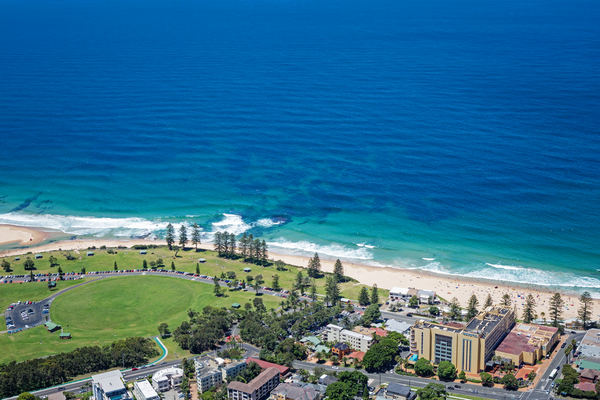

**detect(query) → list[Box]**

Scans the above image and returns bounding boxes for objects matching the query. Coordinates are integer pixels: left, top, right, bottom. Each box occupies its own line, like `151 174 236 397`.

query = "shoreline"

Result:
0 224 597 321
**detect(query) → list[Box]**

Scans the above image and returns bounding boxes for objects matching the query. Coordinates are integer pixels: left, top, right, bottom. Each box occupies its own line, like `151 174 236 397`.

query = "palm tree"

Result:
342 357 348 367
540 311 546 325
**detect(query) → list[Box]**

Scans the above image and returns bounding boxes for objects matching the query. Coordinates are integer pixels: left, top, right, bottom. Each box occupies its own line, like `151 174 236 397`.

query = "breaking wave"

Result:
267 238 374 260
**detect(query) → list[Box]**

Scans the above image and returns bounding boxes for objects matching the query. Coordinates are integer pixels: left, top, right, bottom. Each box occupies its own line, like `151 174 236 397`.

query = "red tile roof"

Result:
246 358 290 375
347 351 365 361
575 382 596 392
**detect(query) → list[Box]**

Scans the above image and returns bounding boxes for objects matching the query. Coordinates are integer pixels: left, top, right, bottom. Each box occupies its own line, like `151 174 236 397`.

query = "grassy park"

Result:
1 245 386 300
0 275 279 364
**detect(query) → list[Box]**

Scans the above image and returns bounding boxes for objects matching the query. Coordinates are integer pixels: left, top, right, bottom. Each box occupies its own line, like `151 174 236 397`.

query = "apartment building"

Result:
227 367 280 400
495 323 559 365
326 324 373 352
152 367 184 393
92 370 129 400
133 380 160 400
410 306 515 373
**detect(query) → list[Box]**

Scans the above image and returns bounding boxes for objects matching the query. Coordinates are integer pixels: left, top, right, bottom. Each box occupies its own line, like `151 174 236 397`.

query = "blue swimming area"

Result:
0 0 599 293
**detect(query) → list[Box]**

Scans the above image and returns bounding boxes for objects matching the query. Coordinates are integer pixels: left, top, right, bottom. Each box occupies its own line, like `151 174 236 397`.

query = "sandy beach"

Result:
0 224 597 321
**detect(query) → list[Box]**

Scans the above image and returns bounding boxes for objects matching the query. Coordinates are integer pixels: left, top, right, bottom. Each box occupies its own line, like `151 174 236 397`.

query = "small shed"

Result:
14 257 20 261
243 267 252 273
59 332 72 339
35 254 43 259
86 252 94 256
48 281 56 288
44 321 61 332
198 258 206 263
231 303 241 309
139 250 147 255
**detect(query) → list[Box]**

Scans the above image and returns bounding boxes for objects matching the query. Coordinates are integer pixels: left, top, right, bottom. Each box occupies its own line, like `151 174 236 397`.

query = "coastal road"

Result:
293 361 522 400
3 359 184 400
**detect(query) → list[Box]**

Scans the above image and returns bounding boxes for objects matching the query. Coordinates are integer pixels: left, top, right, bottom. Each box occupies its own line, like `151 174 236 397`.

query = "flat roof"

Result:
135 380 158 398
93 370 125 393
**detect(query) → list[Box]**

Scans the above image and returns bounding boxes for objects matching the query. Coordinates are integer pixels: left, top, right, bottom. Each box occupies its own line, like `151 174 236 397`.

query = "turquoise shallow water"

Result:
0 0 599 294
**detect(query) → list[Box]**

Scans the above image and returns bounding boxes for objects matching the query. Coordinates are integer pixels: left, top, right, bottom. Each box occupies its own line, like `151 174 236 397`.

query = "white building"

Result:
382 319 412 335
92 370 129 400
194 358 246 394
133 380 160 400
152 367 184 393
580 329 600 358
389 288 411 303
326 324 372 352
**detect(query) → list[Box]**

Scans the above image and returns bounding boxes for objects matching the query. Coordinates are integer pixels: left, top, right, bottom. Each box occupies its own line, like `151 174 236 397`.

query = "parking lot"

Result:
4 299 52 331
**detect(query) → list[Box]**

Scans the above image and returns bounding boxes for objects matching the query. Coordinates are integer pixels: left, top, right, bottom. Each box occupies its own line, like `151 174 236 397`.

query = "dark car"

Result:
406 313 413 317
455 385 461 388
561 343 566 348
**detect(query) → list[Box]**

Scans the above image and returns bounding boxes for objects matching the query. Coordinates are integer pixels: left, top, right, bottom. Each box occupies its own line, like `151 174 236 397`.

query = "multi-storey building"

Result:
133 380 160 400
326 324 372 352
227 367 280 400
495 323 559 365
92 370 129 400
410 306 515 373
152 367 184 393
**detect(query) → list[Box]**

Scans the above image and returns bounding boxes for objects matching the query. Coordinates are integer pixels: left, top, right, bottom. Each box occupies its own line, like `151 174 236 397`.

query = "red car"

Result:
132 367 138 371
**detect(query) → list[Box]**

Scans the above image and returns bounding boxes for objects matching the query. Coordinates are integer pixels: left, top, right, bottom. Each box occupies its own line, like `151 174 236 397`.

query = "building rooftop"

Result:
153 367 184 381
93 370 125 394
580 329 600 358
229 367 280 393
47 392 66 400
464 307 510 336
271 383 320 400
333 343 350 351
135 380 158 399
390 287 409 295
384 319 412 333
386 383 411 396
575 382 597 392
246 358 289 375
495 323 558 356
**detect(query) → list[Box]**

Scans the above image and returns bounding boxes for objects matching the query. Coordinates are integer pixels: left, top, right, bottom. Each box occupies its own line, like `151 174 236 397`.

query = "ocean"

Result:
0 0 599 294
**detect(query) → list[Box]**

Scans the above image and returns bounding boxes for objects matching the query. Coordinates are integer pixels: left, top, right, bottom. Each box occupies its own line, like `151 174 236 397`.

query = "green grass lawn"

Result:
0 275 279 364
0 246 387 300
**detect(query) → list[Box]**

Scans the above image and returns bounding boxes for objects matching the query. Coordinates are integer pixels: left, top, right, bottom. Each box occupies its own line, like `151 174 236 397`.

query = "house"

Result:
44 321 61 332
384 320 412 335
575 382 596 392
92 370 129 400
332 343 351 358
416 290 436 304
133 380 159 400
317 375 337 386
347 351 365 362
246 358 290 377
300 336 322 348
228 367 280 400
59 332 72 339
384 383 416 400
269 382 322 400
389 288 410 303
314 345 329 354
579 369 600 383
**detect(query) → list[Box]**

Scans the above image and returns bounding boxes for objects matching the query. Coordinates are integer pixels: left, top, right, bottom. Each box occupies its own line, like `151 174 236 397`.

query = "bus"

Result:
549 369 558 380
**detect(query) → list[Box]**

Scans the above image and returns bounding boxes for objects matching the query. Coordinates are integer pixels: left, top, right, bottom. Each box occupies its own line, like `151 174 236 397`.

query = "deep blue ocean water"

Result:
1 0 599 293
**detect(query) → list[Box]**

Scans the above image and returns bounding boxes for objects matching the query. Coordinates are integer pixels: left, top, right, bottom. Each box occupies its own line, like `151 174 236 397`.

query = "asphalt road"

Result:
293 361 523 400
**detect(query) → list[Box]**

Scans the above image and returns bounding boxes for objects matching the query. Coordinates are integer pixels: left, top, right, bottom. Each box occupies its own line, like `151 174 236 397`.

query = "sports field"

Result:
0 275 279 364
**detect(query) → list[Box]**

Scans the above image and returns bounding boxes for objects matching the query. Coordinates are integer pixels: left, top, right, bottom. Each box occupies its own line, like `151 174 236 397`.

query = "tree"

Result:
370 285 379 305
23 257 35 271
414 358 434 377
334 259 344 281
501 373 519 390
458 370 466 382
501 293 511 307
358 287 370 306
1 259 11 272
196 263 200 274
17 393 37 400
310 280 317 302
142 259 147 269
522 294 537 323
465 295 479 321
449 297 461 320
191 223 201 250
158 323 170 337
325 382 353 400
165 223 175 249
254 274 264 293
178 224 188 249
171 262 176 271
416 383 446 400
362 304 381 326
483 293 493 308
578 291 593 329
362 338 399 371
429 306 440 316
239 233 249 261
540 311 546 325
48 255 57 267
272 274 280 291
214 277 222 296
480 372 493 387
549 292 565 327
29 270 34 282
295 271 304 294
81 267 86 274
436 360 456 381
325 276 341 306
261 240 268 265
229 233 237 258
253 297 266 313
113 261 118 271
307 253 321 278
409 295 419 308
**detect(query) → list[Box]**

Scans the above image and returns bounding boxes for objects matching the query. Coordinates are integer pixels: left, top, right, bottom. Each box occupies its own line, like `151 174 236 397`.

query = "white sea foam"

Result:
253 218 284 228
0 212 169 237
422 257 436 261
210 213 251 235
485 263 523 271
267 238 374 260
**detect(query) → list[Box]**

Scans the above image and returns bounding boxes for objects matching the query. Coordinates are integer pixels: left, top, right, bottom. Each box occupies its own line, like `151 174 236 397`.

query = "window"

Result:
434 335 453 364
